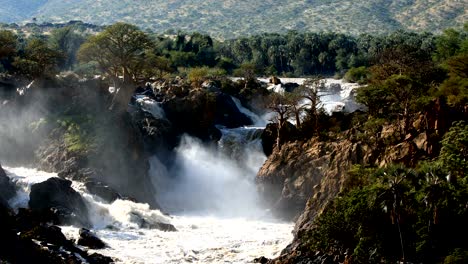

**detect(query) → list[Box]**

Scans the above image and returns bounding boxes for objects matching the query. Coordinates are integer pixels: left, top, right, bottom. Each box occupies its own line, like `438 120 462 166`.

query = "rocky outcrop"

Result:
84 180 122 203
261 122 299 156
0 197 112 263
29 177 90 227
257 136 371 221
129 211 177 232
162 88 221 141
0 163 16 206
36 112 161 210
214 93 252 128
77 228 107 249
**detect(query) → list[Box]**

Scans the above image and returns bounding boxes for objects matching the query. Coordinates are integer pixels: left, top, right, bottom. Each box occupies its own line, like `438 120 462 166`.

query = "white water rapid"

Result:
4 165 293 264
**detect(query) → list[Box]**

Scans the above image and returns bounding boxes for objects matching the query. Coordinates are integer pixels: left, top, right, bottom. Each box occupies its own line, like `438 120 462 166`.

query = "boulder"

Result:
0 163 16 206
85 180 122 203
129 212 177 232
254 256 270 263
282 82 299 93
77 228 107 249
29 177 90 227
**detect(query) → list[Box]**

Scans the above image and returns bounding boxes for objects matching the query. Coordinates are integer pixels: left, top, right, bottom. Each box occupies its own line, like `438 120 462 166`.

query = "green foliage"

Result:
439 121 468 179
0 30 17 59
439 54 468 108
434 28 468 62
57 116 95 154
344 66 369 84
12 37 62 78
77 22 153 82
301 161 468 263
49 26 85 70
444 249 468 264
187 66 226 87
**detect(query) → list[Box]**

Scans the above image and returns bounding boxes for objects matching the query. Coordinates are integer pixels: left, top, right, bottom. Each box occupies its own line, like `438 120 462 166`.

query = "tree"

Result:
299 78 324 135
13 38 62 79
267 92 293 150
49 26 85 70
439 54 468 109
0 30 17 60
439 121 468 180
0 30 18 71
78 23 154 109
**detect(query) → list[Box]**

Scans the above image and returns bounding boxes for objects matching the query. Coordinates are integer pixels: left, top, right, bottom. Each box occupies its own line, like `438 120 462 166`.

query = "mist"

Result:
0 82 54 165
151 133 267 218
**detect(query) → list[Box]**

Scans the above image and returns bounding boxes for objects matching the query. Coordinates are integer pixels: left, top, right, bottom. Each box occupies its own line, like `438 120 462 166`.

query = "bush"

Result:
344 66 370 84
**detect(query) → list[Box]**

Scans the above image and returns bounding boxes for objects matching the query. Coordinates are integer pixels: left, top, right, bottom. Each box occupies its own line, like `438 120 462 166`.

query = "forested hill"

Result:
0 0 466 38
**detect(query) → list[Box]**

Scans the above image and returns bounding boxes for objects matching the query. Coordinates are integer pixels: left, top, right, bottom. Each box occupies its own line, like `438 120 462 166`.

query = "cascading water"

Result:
2 78 362 263
2 95 293 263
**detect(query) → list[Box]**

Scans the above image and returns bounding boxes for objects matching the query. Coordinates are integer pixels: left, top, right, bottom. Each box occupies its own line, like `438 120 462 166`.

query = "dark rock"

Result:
29 177 90 227
87 253 114 264
282 82 299 93
85 180 122 203
129 212 177 232
214 93 253 128
261 122 298 156
261 123 277 156
20 225 70 248
0 163 16 206
77 228 106 249
163 88 220 141
254 256 270 263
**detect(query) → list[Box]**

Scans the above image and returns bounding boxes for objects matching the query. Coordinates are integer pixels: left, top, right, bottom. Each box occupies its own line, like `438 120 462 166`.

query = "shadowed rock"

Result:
29 177 90 227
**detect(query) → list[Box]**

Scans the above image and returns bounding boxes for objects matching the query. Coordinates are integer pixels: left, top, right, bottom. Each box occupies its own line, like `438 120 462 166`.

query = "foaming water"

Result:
4 166 293 263
4 167 172 229
62 216 293 264
4 166 57 210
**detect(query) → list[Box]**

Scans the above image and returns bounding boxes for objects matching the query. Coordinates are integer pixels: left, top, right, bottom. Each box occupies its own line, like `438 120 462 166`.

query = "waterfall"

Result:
1 93 293 263
230 96 267 127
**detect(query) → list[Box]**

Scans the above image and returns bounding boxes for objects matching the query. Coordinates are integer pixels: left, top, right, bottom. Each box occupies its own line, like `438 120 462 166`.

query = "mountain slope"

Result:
0 0 47 22
1 0 466 38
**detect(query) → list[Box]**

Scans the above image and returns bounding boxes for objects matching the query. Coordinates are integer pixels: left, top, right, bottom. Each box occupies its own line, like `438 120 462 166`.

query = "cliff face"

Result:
257 134 373 221
256 98 460 263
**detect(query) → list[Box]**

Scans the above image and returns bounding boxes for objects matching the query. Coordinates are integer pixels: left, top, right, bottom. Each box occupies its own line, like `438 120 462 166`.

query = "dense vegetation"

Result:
1 21 467 263
288 26 468 263
0 0 466 38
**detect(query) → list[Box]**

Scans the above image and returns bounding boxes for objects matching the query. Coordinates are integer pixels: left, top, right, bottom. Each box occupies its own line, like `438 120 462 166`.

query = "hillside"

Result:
0 0 467 38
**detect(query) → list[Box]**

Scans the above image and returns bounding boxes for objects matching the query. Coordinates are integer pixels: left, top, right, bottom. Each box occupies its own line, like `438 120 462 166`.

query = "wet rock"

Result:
214 93 252 128
87 253 114 264
29 177 90 227
20 224 70 248
129 212 177 232
85 180 122 203
282 82 299 93
77 228 107 249
163 88 220 141
0 163 16 206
